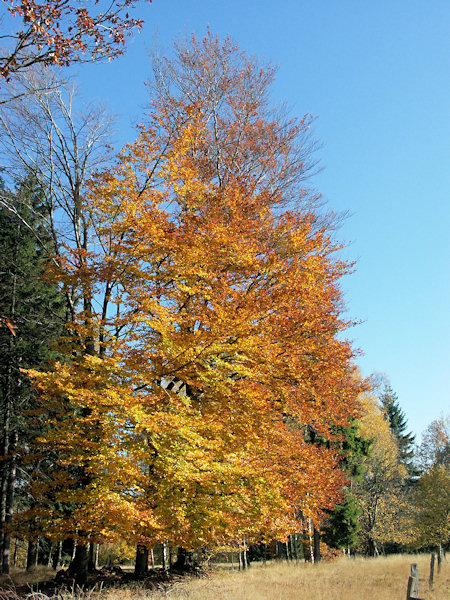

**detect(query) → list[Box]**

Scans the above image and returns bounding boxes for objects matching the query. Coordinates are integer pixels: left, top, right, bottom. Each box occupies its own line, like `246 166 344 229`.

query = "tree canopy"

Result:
24 35 364 581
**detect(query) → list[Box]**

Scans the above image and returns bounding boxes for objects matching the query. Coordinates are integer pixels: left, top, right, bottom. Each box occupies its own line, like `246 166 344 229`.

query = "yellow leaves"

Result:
412 464 450 546
22 40 365 551
352 391 413 549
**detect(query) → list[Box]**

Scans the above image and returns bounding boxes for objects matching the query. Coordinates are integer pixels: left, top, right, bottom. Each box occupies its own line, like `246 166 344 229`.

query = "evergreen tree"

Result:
380 385 416 476
0 173 65 573
323 421 371 552
323 492 361 551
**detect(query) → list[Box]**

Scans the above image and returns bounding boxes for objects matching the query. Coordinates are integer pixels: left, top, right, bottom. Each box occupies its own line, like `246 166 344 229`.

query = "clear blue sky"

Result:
70 1 449 440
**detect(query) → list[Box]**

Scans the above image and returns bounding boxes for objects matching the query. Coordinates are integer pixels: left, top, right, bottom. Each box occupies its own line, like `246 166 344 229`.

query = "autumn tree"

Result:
416 415 450 472
413 466 449 550
353 392 411 555
27 33 364 580
412 416 450 550
0 0 151 80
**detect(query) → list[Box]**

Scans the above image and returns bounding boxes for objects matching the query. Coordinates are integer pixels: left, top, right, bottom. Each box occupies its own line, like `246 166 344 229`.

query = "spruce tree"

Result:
380 385 416 476
323 421 371 552
0 173 65 572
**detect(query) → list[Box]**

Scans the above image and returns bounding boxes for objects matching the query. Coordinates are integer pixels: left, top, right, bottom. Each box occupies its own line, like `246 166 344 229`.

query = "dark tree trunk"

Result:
1 430 17 574
313 527 321 564
0 386 11 572
88 542 98 573
276 541 283 559
52 541 62 570
134 543 148 576
26 539 38 572
68 544 89 587
308 519 314 563
293 533 300 561
0 247 18 574
173 547 194 571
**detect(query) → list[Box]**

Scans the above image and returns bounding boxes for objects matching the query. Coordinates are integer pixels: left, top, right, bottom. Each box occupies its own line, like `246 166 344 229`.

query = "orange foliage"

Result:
2 1 151 78
26 34 364 550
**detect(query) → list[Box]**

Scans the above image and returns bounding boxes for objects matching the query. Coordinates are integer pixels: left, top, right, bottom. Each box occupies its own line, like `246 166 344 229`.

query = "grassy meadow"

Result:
0 554 448 600
145 554 448 600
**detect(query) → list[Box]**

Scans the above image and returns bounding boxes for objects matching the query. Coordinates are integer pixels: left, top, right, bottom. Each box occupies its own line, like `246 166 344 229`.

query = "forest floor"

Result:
0 553 448 600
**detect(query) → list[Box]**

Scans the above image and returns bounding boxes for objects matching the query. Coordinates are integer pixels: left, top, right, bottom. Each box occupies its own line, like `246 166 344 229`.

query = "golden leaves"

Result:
25 35 364 549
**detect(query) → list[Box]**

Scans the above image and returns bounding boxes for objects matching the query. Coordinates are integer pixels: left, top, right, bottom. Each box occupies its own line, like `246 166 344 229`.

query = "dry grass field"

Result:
105 554 448 600
0 554 448 600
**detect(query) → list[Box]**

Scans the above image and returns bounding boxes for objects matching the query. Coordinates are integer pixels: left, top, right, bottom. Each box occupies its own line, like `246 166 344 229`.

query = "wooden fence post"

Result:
429 552 435 589
406 563 425 600
406 576 415 600
410 564 419 597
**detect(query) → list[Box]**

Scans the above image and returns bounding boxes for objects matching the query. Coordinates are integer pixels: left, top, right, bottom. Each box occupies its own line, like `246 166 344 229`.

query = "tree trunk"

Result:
313 527 321 564
52 541 62 570
173 546 194 571
239 540 248 570
134 543 148 576
68 544 89 587
367 537 378 557
26 539 38 572
0 241 18 575
47 543 54 567
1 430 17 574
162 540 169 571
308 518 314 563
437 545 443 573
292 534 299 562
0 377 11 572
88 542 98 573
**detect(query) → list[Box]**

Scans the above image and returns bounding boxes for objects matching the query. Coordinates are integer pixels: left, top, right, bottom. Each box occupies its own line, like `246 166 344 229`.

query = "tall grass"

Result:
0 554 448 600
115 554 448 600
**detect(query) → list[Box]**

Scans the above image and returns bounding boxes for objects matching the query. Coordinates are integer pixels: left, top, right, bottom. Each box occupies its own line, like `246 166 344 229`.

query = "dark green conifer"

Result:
322 421 371 551
0 173 65 573
380 385 416 476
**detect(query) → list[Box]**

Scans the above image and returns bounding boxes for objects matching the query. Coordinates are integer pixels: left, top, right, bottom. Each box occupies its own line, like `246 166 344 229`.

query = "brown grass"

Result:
0 554 448 600
128 554 448 600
